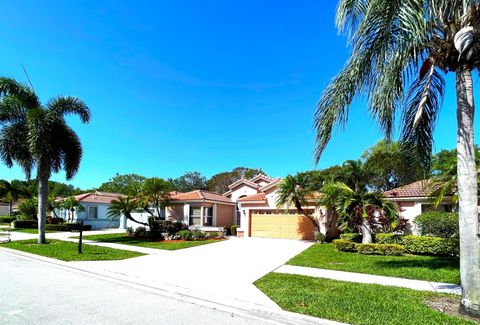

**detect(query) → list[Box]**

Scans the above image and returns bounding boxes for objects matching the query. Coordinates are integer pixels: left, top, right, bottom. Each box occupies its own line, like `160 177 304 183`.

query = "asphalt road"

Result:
0 252 276 325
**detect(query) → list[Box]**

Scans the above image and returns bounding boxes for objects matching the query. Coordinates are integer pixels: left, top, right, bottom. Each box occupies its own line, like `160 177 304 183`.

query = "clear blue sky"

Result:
0 1 478 189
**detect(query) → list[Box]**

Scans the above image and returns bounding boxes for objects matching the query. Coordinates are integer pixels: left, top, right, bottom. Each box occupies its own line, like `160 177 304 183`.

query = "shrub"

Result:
148 219 188 240
315 231 326 243
414 211 459 238
339 233 362 243
355 243 405 256
45 224 67 231
12 220 38 229
230 225 238 236
207 231 219 238
177 230 193 241
402 235 459 256
65 223 92 231
375 233 404 245
134 226 148 238
126 227 134 236
191 230 206 240
0 216 15 224
333 239 356 252
47 216 65 225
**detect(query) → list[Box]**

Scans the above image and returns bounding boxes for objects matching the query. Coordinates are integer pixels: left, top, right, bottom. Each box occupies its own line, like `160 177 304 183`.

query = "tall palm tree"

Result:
314 1 480 315
0 78 90 244
319 183 399 244
336 160 371 192
276 174 320 231
141 177 173 219
0 180 29 216
107 196 148 226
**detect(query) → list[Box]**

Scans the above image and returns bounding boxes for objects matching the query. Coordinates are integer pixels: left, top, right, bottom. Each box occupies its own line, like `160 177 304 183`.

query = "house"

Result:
384 180 456 234
224 174 326 240
56 191 122 229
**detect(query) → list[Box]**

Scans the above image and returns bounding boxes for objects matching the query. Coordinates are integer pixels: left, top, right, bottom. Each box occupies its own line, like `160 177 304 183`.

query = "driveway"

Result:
69 237 314 308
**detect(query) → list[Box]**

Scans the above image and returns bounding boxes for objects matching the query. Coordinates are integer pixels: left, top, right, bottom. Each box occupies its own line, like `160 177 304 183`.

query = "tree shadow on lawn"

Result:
373 256 459 271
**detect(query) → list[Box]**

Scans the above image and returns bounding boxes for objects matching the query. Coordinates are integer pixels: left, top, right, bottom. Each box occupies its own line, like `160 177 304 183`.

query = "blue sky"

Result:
0 1 478 189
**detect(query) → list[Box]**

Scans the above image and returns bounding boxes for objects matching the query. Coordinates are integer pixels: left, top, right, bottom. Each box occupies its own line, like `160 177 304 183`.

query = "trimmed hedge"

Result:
339 233 362 243
0 216 15 223
355 243 405 256
414 211 459 238
333 239 356 252
12 220 38 229
230 225 238 236
375 233 405 245
402 235 458 256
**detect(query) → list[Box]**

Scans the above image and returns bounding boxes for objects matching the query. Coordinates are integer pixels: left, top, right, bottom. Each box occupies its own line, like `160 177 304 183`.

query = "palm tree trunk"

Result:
456 66 480 317
361 219 373 244
8 200 12 217
37 165 49 244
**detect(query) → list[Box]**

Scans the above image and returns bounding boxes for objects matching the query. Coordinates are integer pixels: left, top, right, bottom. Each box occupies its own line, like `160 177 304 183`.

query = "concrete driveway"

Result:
70 237 314 308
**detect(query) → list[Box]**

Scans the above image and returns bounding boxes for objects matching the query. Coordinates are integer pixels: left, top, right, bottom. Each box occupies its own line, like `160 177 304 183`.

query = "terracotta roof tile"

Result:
171 190 233 204
73 191 123 204
237 193 266 202
384 180 445 198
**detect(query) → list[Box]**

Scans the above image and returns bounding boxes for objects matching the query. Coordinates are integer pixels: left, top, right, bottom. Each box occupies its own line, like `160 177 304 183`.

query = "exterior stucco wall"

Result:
215 204 234 228
73 202 119 229
166 204 185 222
229 185 259 202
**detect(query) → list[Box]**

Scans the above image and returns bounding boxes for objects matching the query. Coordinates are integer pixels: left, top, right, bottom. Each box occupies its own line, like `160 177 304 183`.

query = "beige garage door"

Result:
250 213 315 240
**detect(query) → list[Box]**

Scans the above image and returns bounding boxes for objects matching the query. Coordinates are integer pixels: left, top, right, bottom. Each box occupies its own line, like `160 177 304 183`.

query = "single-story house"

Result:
224 174 327 240
56 191 122 229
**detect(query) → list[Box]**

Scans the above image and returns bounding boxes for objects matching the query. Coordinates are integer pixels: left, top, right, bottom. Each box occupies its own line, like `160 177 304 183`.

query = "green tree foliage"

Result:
141 177 174 218
18 197 38 220
207 167 264 193
0 180 29 216
107 196 147 226
98 173 147 194
169 171 207 192
0 77 90 243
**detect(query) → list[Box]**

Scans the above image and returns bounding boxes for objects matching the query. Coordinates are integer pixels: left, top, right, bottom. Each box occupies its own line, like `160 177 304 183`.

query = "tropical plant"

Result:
414 211 459 238
0 179 29 216
276 174 320 231
313 1 480 314
60 196 84 222
18 197 38 220
0 78 90 243
47 194 61 219
141 177 173 218
335 160 372 192
98 173 147 194
319 183 399 244
107 196 147 226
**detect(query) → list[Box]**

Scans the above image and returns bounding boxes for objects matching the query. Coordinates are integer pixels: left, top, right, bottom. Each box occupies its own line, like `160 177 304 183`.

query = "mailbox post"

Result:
78 220 83 254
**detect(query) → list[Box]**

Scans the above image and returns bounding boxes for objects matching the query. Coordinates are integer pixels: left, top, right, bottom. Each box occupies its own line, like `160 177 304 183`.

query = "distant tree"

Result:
362 141 424 191
207 167 264 193
99 173 146 194
0 77 90 243
170 171 207 192
0 180 29 216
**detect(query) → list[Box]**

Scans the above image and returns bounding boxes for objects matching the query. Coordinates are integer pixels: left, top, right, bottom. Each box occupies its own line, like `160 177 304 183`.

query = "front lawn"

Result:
76 233 223 250
255 273 474 325
0 239 144 261
288 243 459 284
6 228 59 234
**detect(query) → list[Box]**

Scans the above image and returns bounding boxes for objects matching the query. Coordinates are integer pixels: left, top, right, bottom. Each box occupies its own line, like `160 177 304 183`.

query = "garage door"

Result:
250 213 315 240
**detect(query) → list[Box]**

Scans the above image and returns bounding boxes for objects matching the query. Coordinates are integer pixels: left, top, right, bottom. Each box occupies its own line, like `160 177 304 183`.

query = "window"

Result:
190 207 201 226
204 207 213 226
87 206 98 219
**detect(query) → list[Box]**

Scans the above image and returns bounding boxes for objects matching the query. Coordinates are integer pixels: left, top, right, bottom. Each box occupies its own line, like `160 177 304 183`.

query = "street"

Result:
0 252 276 325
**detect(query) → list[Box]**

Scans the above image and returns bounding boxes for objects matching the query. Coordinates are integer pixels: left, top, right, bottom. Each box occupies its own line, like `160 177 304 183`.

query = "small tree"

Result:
0 180 29 216
107 196 147 226
61 196 84 222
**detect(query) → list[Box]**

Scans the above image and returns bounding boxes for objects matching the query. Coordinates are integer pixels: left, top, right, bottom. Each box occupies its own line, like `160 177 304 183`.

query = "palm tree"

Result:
18 197 38 220
0 180 29 216
0 78 90 244
319 183 399 243
276 174 320 231
141 177 173 219
314 1 480 315
107 196 148 226
335 160 371 192
60 196 84 222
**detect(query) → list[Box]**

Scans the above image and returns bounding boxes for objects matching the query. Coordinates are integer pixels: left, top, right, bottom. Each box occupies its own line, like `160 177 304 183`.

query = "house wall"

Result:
215 204 234 228
74 202 120 229
166 204 185 222
229 185 259 202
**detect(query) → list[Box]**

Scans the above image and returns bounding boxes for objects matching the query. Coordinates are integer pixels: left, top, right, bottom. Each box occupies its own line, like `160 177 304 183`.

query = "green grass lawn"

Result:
255 273 474 325
5 228 59 234
288 243 459 284
0 239 144 261
76 233 223 250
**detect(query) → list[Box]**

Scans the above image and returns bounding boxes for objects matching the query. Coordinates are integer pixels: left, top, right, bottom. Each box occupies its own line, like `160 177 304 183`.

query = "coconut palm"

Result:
60 196 84 222
141 177 173 219
314 1 480 314
0 180 29 216
276 174 320 231
107 196 148 226
335 160 372 192
319 183 399 243
0 78 90 244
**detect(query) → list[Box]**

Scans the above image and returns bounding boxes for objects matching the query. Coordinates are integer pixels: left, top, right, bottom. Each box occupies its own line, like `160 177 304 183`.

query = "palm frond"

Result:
0 78 40 109
46 96 91 123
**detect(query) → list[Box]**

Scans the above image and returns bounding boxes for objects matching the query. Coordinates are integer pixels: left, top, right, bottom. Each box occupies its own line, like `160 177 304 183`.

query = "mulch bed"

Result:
424 296 480 323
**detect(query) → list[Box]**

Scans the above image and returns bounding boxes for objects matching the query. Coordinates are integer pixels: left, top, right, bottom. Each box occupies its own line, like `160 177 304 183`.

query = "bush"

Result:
339 233 362 243
134 226 148 238
375 233 404 245
230 225 238 236
315 231 326 243
12 220 38 229
177 230 192 240
0 216 15 224
47 216 65 225
65 223 92 231
148 218 188 240
207 231 219 238
45 224 67 231
191 230 206 240
414 211 459 238
126 227 134 236
355 243 405 256
333 239 356 252
402 235 459 256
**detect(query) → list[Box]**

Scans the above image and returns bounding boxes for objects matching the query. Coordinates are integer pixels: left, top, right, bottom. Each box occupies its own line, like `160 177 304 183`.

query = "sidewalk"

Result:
275 264 462 295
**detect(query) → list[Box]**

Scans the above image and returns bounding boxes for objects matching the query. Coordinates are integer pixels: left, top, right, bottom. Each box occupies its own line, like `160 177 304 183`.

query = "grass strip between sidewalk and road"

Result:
74 233 224 250
4 228 59 234
255 273 475 325
0 239 144 261
287 243 459 284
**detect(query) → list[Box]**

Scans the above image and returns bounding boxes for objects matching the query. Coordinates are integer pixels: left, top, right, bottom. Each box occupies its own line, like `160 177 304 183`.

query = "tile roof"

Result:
171 190 233 204
384 180 445 198
72 191 123 204
237 193 266 202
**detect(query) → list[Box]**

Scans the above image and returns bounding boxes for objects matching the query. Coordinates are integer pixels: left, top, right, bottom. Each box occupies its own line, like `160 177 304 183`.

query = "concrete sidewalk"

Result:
275 264 462 295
